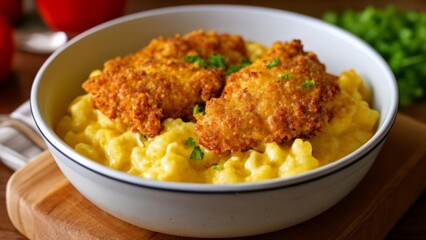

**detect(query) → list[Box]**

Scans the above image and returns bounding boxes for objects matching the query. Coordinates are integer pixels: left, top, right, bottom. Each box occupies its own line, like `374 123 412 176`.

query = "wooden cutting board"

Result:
5 113 426 240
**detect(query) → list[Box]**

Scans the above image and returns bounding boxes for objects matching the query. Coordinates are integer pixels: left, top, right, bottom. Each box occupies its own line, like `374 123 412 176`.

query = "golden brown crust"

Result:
82 30 247 138
185 30 248 66
195 40 340 155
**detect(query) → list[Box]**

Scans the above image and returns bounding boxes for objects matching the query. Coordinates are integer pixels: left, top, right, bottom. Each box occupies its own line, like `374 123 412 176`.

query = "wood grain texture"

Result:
5 113 426 240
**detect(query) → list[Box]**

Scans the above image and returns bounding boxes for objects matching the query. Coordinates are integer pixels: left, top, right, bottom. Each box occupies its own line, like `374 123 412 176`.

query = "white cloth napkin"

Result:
0 101 44 170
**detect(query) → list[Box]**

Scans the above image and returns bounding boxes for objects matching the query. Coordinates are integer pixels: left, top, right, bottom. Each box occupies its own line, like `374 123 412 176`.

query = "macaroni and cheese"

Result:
56 69 379 183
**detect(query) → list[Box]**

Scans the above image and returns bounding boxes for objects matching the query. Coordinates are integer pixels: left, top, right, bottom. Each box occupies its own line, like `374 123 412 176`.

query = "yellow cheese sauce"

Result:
56 69 379 184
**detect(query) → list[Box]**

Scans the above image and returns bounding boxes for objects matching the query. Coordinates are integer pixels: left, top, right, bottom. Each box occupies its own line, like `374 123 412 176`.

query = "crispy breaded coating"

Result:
83 30 248 138
195 40 340 155
185 30 248 66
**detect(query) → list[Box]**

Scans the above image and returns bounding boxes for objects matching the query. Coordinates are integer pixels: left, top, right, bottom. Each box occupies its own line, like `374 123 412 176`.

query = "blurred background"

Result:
0 0 425 239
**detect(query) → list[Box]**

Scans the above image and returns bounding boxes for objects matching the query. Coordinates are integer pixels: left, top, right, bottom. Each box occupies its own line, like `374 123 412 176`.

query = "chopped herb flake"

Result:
185 54 253 75
184 55 207 67
266 58 281 68
303 79 315 88
207 54 226 69
279 73 292 79
212 164 224 171
193 104 205 116
226 58 251 75
226 65 241 75
185 137 196 147
190 146 204 160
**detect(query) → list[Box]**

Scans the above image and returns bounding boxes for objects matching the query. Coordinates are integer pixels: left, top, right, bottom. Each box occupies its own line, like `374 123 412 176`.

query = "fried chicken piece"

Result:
195 40 340 155
83 30 248 138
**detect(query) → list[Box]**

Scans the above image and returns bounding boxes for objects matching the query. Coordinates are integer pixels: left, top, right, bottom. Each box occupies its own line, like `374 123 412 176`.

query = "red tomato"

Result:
0 0 23 24
35 0 127 34
0 14 14 81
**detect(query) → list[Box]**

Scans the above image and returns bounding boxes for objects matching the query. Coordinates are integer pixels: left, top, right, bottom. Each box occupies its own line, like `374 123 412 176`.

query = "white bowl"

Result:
31 5 398 238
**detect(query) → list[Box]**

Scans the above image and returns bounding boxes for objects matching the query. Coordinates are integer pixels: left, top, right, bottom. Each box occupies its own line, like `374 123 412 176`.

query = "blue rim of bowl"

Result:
31 4 399 194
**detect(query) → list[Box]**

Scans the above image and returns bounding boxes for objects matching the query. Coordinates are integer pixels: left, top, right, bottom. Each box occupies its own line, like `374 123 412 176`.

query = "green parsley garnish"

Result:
226 65 240 75
193 104 205 116
212 164 224 171
266 58 281 68
185 54 253 75
303 80 315 88
226 58 251 75
323 6 426 106
185 54 226 69
207 54 226 69
190 146 204 160
279 73 292 79
185 137 204 160
184 55 207 67
185 137 197 147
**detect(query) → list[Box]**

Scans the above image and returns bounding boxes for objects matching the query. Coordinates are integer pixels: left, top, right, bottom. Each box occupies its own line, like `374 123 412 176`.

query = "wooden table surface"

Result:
1 0 425 239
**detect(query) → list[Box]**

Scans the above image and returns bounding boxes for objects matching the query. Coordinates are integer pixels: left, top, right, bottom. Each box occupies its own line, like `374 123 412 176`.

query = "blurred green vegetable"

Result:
323 5 426 106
